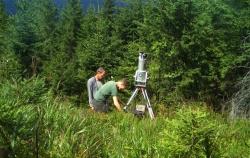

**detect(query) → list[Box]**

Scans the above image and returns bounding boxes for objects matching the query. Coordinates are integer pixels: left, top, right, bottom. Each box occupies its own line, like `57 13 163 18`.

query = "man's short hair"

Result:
96 67 105 74
119 78 128 86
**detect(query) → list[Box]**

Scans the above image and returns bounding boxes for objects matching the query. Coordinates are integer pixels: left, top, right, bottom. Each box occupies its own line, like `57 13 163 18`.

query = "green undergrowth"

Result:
0 78 249 157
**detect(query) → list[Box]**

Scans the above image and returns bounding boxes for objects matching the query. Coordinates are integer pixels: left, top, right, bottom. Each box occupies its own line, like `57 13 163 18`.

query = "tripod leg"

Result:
142 89 155 119
124 88 139 110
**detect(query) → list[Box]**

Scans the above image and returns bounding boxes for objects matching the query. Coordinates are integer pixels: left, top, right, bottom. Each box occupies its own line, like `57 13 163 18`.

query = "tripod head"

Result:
134 52 148 87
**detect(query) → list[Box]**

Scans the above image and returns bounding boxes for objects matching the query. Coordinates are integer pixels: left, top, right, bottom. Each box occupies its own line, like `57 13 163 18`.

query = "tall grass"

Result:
0 77 250 157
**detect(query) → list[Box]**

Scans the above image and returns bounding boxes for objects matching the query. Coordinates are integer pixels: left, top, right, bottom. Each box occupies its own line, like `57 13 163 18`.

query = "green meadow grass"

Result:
0 79 249 157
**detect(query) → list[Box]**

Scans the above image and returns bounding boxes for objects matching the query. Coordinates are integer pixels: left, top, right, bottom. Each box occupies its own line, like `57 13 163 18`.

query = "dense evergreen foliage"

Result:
1 0 249 105
0 0 249 157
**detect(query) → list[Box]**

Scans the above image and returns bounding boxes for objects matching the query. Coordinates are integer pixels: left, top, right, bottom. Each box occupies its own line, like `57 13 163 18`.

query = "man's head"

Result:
95 67 106 80
116 78 128 90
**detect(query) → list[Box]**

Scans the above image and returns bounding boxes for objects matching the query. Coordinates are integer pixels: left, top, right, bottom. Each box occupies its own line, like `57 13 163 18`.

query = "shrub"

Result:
158 105 223 157
0 77 47 157
219 120 250 158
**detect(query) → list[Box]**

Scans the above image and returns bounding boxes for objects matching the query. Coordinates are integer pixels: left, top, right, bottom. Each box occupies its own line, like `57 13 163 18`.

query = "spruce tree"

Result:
10 0 57 77
45 0 83 96
76 7 99 76
102 0 115 37
134 0 250 109
0 0 7 51
112 0 146 87
114 0 144 42
30 0 58 63
56 0 82 57
77 0 123 77
0 0 21 82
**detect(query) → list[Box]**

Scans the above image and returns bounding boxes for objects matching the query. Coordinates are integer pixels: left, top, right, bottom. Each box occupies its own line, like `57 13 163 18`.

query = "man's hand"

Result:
89 104 94 110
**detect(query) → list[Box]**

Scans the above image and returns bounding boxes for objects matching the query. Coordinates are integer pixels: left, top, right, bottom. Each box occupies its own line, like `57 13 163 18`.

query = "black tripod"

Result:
125 85 155 119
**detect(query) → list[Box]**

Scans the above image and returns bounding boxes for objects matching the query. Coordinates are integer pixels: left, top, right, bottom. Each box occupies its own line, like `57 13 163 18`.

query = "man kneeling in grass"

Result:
92 79 127 112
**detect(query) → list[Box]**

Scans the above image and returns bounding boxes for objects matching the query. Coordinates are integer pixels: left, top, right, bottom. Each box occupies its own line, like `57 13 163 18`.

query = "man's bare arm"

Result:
113 96 122 111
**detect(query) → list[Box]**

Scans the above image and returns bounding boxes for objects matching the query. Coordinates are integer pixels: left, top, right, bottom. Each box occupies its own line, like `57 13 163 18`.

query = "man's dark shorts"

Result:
92 99 109 112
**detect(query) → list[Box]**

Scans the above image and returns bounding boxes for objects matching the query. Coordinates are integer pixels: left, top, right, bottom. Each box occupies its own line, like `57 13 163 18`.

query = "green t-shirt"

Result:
94 81 118 102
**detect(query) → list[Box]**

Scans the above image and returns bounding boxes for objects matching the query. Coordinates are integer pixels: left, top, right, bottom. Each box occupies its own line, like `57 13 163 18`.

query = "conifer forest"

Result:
0 0 249 157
